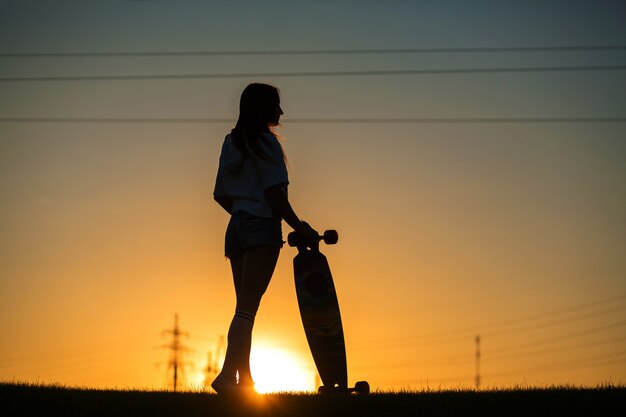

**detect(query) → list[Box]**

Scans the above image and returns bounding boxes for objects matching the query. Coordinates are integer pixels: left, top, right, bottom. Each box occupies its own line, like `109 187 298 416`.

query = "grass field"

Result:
1 382 624 417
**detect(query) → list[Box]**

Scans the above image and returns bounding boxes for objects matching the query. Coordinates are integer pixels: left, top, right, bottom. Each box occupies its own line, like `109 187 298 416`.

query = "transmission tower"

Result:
204 335 226 388
475 334 481 389
161 313 192 391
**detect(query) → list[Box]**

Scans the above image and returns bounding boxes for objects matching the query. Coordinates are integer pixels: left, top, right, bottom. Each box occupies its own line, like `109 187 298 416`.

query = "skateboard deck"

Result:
293 245 348 389
290 230 369 394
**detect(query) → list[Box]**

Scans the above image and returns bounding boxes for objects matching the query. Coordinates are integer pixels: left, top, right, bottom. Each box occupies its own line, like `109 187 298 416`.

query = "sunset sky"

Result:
1 1 625 392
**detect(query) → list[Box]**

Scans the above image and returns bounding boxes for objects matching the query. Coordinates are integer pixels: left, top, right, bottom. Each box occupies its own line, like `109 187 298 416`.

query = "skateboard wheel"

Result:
288 230 339 247
323 230 338 245
354 381 370 395
287 231 299 247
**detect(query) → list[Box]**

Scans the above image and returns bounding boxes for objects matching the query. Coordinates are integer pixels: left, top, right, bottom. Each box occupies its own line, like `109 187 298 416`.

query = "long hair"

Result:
231 83 285 161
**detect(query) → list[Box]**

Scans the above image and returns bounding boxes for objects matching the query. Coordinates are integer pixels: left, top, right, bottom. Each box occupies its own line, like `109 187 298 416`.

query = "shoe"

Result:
211 374 238 394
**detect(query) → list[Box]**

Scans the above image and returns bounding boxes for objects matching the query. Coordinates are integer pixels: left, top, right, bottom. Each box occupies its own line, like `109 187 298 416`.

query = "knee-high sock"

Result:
235 310 255 383
220 310 255 382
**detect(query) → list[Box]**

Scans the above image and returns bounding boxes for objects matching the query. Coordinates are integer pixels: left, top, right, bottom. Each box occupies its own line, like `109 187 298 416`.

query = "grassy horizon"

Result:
2 379 625 393
2 381 625 417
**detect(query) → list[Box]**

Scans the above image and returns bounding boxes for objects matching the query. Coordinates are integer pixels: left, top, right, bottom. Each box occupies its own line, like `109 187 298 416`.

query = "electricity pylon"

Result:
475 334 481 389
204 335 226 389
161 313 192 391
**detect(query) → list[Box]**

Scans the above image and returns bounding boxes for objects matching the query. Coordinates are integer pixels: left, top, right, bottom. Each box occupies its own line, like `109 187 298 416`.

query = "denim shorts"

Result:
225 211 283 258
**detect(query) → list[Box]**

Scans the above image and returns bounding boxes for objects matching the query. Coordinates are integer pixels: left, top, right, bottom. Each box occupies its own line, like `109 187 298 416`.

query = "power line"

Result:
1 117 626 124
356 319 626 370
484 319 626 357
277 118 626 124
1 64 625 82
391 303 626 350
357 294 626 350
483 304 626 339
475 293 626 336
485 334 626 363
401 352 626 386
5 345 153 376
484 351 626 380
401 350 626 386
0 117 231 124
2 45 626 58
0 333 153 367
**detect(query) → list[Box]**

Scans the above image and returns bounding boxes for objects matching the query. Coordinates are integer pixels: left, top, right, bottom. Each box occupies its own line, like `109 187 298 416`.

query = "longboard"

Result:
289 230 369 394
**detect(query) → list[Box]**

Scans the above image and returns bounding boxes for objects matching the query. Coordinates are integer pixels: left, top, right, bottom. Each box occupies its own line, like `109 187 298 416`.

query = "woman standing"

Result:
212 83 318 393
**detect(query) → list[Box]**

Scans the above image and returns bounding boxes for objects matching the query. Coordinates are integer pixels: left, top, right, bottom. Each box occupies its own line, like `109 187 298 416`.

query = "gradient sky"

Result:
1 0 625 391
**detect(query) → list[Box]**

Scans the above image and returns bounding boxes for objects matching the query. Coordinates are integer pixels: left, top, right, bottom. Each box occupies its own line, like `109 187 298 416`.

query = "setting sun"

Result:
250 346 316 393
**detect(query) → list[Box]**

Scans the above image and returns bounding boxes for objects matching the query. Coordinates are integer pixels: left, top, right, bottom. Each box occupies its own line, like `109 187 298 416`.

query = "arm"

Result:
265 185 316 237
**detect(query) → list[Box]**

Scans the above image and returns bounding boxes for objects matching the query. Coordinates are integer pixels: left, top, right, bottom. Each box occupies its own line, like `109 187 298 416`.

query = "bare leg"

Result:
214 254 244 385
216 245 280 389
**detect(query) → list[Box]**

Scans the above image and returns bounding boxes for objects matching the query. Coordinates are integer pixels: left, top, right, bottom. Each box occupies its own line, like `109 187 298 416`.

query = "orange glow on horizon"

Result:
250 345 316 393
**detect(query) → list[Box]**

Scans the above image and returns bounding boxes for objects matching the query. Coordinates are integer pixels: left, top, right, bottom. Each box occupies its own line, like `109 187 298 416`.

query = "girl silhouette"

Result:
212 83 318 393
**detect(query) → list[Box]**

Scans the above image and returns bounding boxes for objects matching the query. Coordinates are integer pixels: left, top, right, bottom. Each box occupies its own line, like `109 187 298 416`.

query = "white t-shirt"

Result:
213 132 288 218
